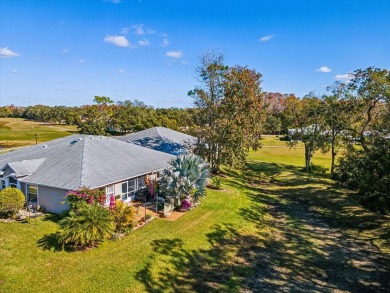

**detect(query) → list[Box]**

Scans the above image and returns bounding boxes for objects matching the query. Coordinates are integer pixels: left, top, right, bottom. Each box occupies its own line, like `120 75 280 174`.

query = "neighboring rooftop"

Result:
115 127 196 155
0 134 175 190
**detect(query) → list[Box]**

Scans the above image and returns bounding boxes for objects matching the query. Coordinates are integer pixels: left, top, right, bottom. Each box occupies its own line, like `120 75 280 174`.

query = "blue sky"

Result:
1 0 389 108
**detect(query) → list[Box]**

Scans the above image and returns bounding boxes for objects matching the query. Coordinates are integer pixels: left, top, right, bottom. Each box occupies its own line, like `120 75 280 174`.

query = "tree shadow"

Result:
135 160 390 291
135 224 261 292
37 233 67 252
235 161 390 291
41 213 62 223
36 213 70 252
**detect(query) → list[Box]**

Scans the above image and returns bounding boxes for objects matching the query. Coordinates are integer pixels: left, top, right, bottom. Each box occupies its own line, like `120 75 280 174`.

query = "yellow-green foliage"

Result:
57 202 114 249
112 200 136 232
0 187 25 219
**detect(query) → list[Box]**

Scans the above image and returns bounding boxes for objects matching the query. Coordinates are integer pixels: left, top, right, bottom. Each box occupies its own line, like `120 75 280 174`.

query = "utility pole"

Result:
34 134 38 145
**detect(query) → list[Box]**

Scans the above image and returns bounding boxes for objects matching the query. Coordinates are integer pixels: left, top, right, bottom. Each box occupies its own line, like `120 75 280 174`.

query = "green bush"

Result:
335 139 390 214
300 164 328 174
57 202 114 249
211 176 222 189
0 187 25 219
112 200 136 233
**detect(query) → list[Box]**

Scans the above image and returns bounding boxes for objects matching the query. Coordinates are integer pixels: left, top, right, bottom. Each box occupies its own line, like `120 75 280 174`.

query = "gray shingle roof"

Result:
5 158 46 177
115 127 196 155
0 135 175 190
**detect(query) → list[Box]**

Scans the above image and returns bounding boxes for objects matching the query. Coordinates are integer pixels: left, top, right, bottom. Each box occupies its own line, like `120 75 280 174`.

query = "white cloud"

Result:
104 35 130 47
78 59 85 63
259 35 275 42
0 47 20 58
132 24 145 35
11 69 18 74
104 0 121 3
121 27 129 35
166 50 183 59
138 39 150 46
335 73 353 81
162 38 169 47
316 66 332 73
146 28 155 34
61 48 70 54
119 69 125 73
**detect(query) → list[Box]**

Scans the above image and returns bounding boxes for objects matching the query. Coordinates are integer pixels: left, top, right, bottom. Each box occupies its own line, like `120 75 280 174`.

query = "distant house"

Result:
0 135 174 214
115 127 196 155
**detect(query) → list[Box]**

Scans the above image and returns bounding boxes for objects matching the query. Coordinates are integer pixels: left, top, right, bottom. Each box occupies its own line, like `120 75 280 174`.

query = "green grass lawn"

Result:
256 135 332 170
0 136 388 292
0 118 77 148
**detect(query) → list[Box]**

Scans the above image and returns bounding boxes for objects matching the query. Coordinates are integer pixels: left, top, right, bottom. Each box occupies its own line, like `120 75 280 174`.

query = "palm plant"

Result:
112 200 136 233
159 153 210 203
57 202 114 249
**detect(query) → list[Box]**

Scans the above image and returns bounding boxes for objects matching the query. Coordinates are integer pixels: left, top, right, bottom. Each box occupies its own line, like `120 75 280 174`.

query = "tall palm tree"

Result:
159 154 210 202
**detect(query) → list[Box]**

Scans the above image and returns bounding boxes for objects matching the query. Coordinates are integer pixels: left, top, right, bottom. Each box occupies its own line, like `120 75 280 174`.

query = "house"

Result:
115 127 196 155
0 135 175 214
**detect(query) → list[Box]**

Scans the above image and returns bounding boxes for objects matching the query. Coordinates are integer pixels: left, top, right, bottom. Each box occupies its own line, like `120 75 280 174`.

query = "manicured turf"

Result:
0 135 388 292
255 135 332 170
0 118 77 148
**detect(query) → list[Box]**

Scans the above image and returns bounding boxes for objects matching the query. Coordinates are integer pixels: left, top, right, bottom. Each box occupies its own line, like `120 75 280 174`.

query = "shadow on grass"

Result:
37 213 71 252
37 233 68 252
238 161 390 291
135 223 259 293
41 213 63 223
135 160 390 292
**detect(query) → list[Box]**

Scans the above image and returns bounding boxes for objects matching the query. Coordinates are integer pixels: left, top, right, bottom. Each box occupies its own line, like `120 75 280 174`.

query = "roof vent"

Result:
43 145 48 148
77 138 83 141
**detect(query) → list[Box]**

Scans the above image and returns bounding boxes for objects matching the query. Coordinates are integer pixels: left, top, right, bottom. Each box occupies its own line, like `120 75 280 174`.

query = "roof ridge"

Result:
155 126 169 141
155 126 162 137
79 138 87 188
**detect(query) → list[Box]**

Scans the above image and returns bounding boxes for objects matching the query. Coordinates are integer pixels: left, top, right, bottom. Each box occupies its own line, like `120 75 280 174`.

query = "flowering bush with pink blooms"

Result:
181 198 192 211
65 186 106 210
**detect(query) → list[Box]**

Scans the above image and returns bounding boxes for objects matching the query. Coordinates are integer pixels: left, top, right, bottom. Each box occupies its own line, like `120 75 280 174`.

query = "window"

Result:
28 185 38 204
105 185 114 205
127 178 137 200
9 177 17 188
128 179 136 192
0 179 5 190
138 176 146 189
121 182 128 201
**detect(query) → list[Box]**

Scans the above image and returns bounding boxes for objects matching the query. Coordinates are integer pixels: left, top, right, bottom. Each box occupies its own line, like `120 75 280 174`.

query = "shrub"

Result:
302 164 328 174
335 139 390 214
181 198 192 211
0 187 25 219
57 202 114 249
112 200 136 233
211 176 222 189
65 186 106 210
